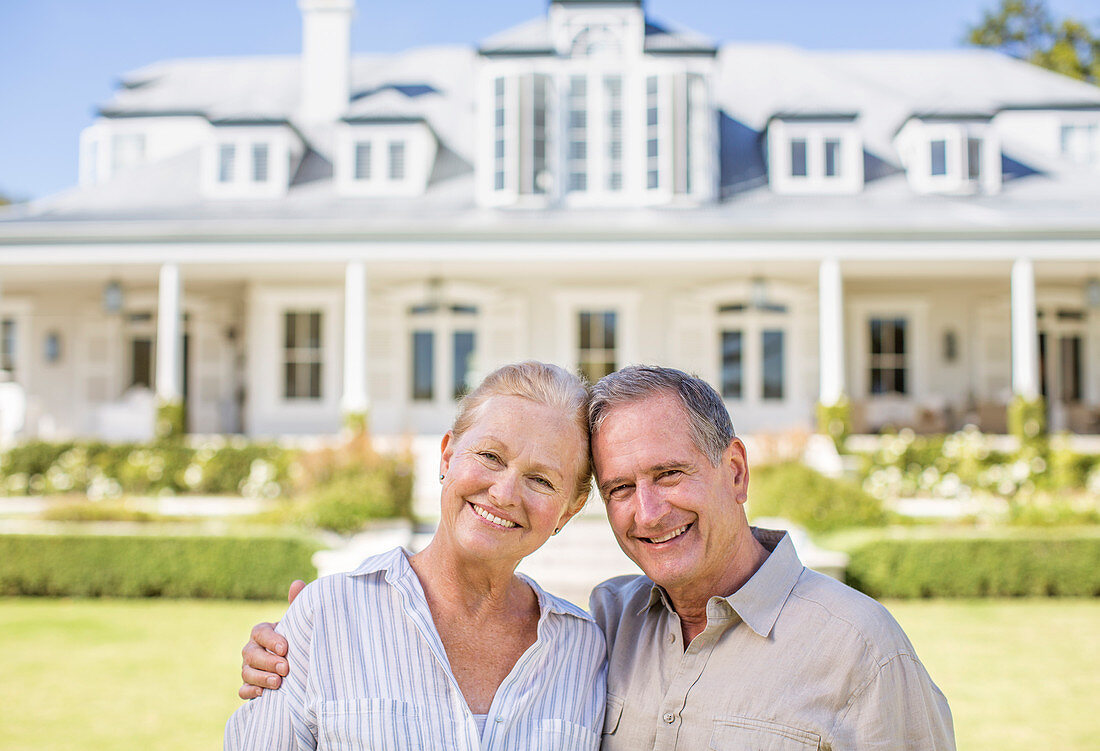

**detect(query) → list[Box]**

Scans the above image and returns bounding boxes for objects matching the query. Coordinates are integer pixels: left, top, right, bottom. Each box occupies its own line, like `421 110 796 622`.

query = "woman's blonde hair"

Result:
453 361 592 509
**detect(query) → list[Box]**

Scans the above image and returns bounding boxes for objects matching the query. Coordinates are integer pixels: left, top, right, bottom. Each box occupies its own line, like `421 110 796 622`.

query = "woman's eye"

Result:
532 476 554 489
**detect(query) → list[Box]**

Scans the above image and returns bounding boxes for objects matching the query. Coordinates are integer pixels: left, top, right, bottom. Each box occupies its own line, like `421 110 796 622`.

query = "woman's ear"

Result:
438 431 455 479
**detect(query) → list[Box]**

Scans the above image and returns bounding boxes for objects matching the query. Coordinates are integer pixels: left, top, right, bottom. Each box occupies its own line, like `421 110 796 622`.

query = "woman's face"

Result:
437 394 587 566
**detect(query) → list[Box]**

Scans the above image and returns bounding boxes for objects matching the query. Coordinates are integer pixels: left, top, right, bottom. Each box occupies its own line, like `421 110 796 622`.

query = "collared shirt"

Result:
226 547 606 751
590 528 955 751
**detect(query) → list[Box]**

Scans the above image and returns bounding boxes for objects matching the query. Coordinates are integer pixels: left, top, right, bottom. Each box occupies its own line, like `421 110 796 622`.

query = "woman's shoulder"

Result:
299 547 412 606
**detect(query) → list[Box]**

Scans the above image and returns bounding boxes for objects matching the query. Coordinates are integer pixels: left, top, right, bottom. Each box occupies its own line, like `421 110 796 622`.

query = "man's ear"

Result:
726 438 750 505
439 431 455 479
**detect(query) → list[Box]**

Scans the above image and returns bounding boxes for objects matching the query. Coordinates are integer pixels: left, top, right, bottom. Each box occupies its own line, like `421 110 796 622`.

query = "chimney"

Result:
298 0 354 123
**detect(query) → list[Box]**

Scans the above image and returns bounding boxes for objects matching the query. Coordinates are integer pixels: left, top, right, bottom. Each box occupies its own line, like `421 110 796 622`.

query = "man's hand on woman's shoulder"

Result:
238 579 306 700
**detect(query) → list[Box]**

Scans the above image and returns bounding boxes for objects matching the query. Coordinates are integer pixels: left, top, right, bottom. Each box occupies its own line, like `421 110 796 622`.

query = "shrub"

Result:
306 469 404 534
155 400 186 441
0 534 320 599
816 399 852 450
1008 395 1046 449
748 462 886 532
845 537 1100 598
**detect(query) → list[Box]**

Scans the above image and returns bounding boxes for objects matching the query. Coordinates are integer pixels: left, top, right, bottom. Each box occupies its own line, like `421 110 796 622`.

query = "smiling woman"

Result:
225 361 606 750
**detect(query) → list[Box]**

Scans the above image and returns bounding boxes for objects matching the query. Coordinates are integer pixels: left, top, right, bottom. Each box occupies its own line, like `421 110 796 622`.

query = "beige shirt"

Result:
590 528 954 751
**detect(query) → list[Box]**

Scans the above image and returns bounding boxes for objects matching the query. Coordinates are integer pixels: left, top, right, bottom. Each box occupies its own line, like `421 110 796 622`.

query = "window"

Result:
646 76 660 190
111 133 146 175
531 75 549 194
252 143 269 183
720 331 742 398
761 330 785 400
388 141 406 181
790 139 808 178
1061 123 1098 164
411 331 434 400
410 304 478 402
354 141 372 181
718 303 787 402
824 139 841 178
578 311 616 382
567 76 588 192
494 77 506 191
605 75 623 192
283 311 323 400
0 319 17 378
930 140 947 176
869 317 907 396
966 137 982 181
218 144 236 183
130 338 153 389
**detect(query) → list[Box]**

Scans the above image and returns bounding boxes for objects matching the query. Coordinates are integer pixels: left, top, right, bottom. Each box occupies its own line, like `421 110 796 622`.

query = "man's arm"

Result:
829 652 956 750
238 579 306 700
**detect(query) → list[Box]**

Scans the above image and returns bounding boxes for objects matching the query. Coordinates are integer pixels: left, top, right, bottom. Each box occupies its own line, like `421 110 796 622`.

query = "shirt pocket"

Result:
602 693 625 735
318 698 423 751
534 718 600 751
709 716 821 751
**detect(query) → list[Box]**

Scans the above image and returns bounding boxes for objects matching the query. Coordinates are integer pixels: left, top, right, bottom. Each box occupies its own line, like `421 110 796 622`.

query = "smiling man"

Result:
586 366 953 749
240 365 954 749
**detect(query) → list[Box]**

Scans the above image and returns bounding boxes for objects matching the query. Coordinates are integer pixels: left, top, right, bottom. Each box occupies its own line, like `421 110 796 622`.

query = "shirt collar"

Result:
639 527 804 639
348 546 594 623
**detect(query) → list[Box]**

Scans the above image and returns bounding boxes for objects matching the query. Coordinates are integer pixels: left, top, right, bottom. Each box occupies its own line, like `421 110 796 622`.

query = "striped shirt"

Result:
225 547 606 751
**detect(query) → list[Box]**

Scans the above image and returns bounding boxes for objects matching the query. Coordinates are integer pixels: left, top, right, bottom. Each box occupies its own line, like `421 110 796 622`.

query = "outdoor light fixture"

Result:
102 279 124 314
1086 278 1100 309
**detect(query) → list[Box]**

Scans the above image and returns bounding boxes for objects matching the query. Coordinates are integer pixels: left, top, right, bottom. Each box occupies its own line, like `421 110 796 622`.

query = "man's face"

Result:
592 392 750 596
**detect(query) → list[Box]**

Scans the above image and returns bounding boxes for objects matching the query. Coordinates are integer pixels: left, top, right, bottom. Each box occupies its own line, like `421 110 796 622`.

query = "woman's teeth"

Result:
472 504 517 528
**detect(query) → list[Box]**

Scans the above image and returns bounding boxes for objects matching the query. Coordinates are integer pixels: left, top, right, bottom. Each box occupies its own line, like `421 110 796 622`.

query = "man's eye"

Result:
478 451 501 463
658 470 681 480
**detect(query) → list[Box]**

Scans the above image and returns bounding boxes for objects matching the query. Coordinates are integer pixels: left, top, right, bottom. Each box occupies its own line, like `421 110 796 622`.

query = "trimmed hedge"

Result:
846 537 1100 598
0 534 319 599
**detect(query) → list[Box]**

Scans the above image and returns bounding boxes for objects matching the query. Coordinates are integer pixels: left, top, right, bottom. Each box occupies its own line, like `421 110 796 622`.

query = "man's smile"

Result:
639 523 692 545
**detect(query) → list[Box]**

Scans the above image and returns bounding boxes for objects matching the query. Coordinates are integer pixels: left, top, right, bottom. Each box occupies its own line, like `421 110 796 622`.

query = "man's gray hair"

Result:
589 365 735 466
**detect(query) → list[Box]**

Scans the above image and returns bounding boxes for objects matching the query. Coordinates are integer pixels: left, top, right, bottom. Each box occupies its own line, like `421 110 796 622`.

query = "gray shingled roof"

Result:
3 41 1099 239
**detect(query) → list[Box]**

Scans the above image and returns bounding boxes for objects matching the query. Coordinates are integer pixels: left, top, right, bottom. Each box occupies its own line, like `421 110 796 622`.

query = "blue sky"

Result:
1 0 1097 201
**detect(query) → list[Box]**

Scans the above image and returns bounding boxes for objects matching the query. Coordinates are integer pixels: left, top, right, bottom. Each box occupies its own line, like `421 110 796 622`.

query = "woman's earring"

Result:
553 527 561 536
439 474 445 483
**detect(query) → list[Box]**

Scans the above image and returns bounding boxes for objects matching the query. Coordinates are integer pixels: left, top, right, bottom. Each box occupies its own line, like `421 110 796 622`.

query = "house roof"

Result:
4 40 1100 242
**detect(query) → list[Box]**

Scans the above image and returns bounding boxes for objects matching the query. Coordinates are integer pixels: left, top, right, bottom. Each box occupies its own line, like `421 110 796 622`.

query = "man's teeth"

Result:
648 525 689 544
473 504 517 528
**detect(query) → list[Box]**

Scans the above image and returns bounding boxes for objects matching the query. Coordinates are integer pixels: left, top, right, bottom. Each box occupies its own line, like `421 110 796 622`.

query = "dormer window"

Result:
252 143 270 182
355 142 372 180
1061 122 1098 165
203 123 295 198
335 121 436 196
895 117 1001 195
217 144 236 183
767 117 863 194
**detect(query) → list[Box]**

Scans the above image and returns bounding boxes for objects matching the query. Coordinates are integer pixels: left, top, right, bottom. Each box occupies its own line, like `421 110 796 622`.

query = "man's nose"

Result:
633 482 670 528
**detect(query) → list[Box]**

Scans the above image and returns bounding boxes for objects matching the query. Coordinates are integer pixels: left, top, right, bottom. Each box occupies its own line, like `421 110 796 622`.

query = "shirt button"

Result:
663 712 676 724
495 717 504 723
668 632 675 643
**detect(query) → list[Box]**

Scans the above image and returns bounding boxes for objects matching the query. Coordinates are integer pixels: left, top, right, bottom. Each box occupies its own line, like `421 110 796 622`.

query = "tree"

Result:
967 0 1100 85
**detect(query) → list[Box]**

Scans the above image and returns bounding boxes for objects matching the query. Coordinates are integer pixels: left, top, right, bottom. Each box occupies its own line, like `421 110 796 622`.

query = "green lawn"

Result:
0 597 1097 750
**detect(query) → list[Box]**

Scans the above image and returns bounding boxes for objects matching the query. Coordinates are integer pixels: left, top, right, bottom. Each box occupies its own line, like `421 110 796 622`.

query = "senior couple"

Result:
228 362 955 750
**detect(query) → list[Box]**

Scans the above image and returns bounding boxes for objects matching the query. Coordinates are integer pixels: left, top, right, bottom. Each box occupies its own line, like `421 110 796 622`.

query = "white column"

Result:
818 258 845 406
156 263 183 403
341 261 369 415
1011 257 1039 399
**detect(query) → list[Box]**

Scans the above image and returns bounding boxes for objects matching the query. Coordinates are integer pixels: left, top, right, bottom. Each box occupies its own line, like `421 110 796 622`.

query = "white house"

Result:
0 0 1098 453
